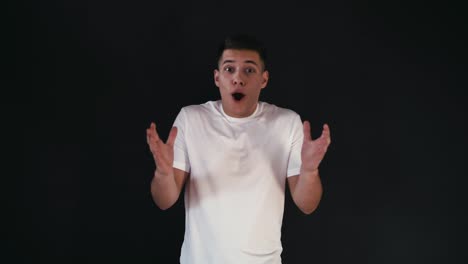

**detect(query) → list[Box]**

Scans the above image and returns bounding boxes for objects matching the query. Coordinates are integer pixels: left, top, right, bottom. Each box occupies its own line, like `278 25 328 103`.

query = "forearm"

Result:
150 170 180 210
292 169 323 214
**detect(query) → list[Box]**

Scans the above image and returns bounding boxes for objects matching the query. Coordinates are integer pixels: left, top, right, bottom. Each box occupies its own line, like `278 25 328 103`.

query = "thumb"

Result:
303 121 312 141
166 126 178 147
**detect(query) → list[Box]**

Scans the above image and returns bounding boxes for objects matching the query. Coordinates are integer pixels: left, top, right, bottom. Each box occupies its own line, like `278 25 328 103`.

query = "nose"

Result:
232 72 245 86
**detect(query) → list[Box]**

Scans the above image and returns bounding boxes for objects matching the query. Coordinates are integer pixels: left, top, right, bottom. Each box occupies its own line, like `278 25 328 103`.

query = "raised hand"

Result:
146 122 178 177
301 121 331 173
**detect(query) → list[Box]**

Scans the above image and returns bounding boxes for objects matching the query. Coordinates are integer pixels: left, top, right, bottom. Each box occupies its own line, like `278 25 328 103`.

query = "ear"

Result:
260 70 269 89
214 69 220 87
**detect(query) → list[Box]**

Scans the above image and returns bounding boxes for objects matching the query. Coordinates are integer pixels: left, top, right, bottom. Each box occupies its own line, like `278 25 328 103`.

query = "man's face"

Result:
214 49 269 118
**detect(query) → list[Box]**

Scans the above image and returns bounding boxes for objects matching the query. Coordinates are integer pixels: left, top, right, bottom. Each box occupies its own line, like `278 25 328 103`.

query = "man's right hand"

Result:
146 122 178 177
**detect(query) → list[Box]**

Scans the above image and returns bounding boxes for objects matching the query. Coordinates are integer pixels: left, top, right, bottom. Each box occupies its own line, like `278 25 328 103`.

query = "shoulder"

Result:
260 101 301 120
180 101 221 118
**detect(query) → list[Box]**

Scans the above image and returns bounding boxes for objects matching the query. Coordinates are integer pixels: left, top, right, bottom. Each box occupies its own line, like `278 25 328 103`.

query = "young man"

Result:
146 35 331 264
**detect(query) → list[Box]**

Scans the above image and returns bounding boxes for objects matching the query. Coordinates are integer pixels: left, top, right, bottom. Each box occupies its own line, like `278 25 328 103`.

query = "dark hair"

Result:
216 34 268 71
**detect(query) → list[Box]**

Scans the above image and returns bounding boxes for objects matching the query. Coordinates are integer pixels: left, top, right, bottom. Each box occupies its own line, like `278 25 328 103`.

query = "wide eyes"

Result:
224 66 234 73
245 67 256 74
223 66 256 74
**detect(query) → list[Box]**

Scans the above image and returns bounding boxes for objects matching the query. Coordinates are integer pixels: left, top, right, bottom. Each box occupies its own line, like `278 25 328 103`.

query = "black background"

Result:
10 0 467 263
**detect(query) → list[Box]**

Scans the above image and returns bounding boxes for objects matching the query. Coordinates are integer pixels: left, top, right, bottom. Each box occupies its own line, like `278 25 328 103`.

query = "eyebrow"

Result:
222 59 259 67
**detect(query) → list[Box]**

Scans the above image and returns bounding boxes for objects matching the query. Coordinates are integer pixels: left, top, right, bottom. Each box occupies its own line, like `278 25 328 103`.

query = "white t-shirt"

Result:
172 100 304 264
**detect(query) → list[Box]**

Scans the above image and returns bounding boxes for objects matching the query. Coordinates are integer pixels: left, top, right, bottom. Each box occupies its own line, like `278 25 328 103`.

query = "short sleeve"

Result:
172 108 191 172
287 114 303 177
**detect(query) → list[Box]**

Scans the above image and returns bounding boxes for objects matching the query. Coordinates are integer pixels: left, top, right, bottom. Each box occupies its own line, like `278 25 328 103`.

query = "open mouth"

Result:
232 92 245 101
